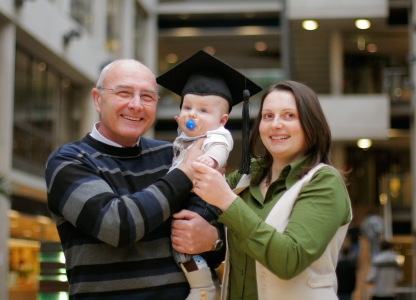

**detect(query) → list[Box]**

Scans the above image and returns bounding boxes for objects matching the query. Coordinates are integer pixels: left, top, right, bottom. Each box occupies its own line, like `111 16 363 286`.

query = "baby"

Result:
168 81 233 300
171 92 233 172
157 50 261 300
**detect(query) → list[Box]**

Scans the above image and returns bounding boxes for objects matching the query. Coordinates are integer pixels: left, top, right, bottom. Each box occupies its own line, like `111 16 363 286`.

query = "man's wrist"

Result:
212 226 224 251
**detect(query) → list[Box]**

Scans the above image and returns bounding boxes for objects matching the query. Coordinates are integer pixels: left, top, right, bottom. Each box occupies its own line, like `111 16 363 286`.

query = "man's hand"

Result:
171 209 218 254
178 138 204 181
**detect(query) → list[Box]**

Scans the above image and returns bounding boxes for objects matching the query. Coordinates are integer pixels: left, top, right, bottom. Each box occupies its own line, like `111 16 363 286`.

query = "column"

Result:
329 30 343 95
79 87 98 139
0 21 16 300
410 0 416 294
139 0 158 139
120 0 135 58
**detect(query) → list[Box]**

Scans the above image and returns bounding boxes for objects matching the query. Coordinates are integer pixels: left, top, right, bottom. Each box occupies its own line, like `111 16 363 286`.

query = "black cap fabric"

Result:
157 50 263 175
156 50 262 112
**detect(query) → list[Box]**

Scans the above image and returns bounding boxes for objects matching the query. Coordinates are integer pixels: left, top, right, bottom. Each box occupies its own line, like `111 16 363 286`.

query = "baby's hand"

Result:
196 154 218 169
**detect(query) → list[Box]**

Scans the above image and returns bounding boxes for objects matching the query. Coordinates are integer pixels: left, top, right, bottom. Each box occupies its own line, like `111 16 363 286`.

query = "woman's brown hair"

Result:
249 80 337 183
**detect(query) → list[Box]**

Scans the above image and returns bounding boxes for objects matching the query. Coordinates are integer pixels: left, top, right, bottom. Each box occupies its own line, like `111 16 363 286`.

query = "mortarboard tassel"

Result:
238 89 251 174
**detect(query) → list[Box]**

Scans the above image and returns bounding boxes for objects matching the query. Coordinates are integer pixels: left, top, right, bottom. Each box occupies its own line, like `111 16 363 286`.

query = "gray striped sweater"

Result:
45 134 191 299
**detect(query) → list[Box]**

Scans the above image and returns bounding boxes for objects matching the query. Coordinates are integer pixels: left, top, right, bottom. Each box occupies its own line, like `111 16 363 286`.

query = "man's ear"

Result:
220 114 229 126
92 88 101 113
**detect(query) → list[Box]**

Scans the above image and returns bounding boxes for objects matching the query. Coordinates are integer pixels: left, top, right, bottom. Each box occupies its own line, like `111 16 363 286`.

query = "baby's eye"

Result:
200 108 207 113
184 106 191 110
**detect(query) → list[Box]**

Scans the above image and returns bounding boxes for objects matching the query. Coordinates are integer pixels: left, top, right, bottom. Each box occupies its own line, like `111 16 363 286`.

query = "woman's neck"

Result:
269 161 287 183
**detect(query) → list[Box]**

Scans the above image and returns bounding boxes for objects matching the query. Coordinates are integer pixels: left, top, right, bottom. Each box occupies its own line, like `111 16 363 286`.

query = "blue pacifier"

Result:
185 118 201 131
186 119 195 130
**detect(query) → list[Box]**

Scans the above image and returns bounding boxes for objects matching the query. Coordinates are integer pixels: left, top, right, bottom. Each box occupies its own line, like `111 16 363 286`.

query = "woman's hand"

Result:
191 161 237 211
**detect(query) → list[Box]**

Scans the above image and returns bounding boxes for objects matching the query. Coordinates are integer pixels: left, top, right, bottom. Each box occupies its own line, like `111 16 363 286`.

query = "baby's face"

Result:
177 94 229 137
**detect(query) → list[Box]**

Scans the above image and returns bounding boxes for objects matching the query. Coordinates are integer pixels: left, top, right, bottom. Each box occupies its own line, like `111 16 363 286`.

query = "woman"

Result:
190 81 351 300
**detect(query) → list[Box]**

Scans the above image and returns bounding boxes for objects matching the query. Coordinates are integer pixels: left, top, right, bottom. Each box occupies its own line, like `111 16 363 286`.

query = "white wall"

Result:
320 94 390 140
288 0 388 19
0 0 113 83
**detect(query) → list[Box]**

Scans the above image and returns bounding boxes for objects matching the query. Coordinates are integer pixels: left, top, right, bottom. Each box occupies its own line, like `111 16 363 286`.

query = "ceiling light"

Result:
166 53 178 64
8 210 20 218
255 42 267 51
357 35 365 50
302 20 318 31
367 43 378 53
379 193 387 205
357 138 372 149
61 78 71 88
36 215 52 224
355 19 371 30
22 230 32 237
38 62 46 71
203 46 216 55
171 27 199 37
84 15 93 24
237 26 265 35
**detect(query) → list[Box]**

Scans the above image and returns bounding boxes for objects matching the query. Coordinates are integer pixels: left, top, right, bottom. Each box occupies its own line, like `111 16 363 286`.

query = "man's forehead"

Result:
105 62 156 87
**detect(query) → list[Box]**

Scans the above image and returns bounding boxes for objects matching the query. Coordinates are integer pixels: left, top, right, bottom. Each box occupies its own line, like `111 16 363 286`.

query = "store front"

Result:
8 210 60 300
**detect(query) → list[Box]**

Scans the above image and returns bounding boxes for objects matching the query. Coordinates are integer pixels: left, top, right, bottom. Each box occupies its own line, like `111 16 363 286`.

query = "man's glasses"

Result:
98 87 159 105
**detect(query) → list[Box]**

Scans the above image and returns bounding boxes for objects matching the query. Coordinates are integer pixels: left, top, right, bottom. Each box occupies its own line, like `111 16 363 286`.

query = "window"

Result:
106 0 122 53
13 47 81 176
135 2 148 61
70 0 94 33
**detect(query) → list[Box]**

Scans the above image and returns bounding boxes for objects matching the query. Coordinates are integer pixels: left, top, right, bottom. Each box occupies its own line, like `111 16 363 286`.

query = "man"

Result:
45 59 220 299
366 241 402 300
336 247 357 300
361 211 384 259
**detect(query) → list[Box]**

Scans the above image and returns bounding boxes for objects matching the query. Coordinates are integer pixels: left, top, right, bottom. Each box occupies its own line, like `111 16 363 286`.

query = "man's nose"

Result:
128 94 144 110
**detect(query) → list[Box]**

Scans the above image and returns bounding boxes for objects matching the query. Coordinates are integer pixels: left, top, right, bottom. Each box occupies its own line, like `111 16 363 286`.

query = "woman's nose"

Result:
271 118 283 129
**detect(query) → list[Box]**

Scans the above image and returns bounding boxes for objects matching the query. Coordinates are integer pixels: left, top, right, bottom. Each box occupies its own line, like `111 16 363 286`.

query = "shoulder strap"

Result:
233 174 251 195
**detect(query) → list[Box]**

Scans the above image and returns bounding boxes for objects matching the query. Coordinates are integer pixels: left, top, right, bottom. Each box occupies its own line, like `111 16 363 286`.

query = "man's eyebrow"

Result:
115 85 157 94
114 85 132 89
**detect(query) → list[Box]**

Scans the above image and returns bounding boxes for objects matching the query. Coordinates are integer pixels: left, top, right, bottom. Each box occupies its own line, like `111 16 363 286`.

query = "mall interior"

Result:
0 0 413 299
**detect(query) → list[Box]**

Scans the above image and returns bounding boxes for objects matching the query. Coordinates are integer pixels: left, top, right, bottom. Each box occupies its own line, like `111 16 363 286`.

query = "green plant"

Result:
0 175 11 202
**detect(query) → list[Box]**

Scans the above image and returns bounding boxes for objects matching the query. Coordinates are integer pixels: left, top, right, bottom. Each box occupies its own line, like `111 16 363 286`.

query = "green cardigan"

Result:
219 155 351 300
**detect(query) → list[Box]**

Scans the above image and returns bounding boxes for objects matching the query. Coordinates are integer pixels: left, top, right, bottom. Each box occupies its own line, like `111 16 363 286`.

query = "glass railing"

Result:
383 67 411 103
160 0 278 2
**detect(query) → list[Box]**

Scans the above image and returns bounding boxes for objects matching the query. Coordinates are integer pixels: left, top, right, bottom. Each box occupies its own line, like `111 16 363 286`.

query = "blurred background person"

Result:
336 247 357 300
366 240 402 300
361 211 384 260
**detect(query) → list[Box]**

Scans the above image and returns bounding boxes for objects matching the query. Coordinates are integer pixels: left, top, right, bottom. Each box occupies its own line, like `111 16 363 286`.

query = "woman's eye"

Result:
263 113 273 119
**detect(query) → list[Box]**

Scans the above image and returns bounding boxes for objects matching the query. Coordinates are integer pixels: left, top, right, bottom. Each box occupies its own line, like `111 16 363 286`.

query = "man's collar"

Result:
90 122 140 147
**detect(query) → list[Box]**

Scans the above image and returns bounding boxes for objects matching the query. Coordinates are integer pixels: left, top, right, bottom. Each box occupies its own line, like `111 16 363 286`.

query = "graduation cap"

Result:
157 50 262 174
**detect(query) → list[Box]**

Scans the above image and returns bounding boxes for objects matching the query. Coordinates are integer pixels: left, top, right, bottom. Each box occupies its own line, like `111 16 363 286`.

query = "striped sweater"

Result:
45 134 191 299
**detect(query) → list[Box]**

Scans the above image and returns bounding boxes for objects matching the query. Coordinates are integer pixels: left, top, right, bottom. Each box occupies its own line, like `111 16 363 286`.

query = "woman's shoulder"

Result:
226 169 244 188
313 164 345 182
308 167 347 198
